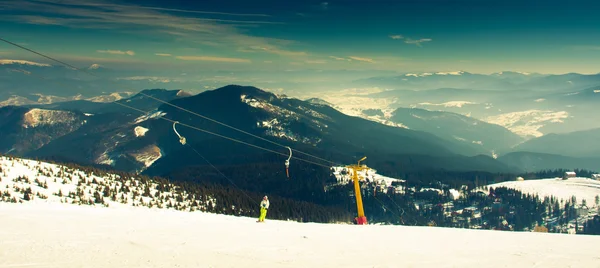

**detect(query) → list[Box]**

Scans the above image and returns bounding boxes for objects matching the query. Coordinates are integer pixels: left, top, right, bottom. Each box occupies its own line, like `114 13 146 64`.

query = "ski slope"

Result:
1 202 599 268
488 177 600 207
1 156 599 267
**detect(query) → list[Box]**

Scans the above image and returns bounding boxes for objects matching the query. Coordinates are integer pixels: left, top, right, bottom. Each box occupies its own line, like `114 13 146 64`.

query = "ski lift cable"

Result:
0 37 338 167
2 37 409 224
140 92 339 166
116 101 333 169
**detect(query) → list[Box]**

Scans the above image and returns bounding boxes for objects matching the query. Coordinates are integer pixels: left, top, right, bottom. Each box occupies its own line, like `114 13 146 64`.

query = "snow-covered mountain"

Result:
0 106 88 155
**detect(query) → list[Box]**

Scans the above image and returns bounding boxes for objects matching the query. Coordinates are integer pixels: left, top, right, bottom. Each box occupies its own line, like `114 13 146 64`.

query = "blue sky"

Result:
1 0 600 80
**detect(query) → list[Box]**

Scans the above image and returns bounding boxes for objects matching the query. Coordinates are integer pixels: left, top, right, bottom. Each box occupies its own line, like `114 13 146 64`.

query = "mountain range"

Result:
1 85 520 178
2 58 599 174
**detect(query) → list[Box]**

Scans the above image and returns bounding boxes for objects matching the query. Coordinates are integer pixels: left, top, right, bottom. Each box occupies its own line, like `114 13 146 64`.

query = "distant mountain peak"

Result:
88 63 102 70
493 71 532 76
403 71 469 77
305 98 333 106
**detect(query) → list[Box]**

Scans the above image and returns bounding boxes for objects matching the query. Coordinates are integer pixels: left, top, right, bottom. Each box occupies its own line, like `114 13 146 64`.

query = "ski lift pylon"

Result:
173 121 186 145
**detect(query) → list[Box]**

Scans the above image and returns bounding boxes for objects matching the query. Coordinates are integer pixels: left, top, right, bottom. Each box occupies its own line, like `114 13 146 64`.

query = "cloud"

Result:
0 59 51 66
58 54 143 64
117 76 173 83
305 60 326 64
175 56 251 63
155 53 172 57
329 56 350 61
1 0 295 58
404 38 432 47
389 34 432 46
318 2 329 10
126 6 270 17
97 50 135 56
348 56 375 63
241 46 307 56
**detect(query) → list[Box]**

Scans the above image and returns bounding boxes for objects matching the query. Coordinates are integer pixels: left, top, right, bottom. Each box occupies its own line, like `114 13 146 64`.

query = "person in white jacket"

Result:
258 195 269 222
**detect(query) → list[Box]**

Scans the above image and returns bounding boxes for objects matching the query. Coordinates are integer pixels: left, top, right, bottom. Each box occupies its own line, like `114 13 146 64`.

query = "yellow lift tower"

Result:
346 156 369 225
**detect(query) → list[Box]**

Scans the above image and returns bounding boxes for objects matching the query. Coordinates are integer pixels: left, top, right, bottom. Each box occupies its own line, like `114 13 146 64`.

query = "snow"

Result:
0 95 37 107
134 126 149 137
134 110 166 124
309 89 408 129
331 166 404 189
484 110 569 138
88 63 101 69
129 144 162 168
1 157 600 267
435 71 464 75
22 108 82 128
448 188 461 200
2 201 600 268
241 95 322 145
418 101 476 108
0 156 215 211
87 92 134 103
488 177 600 207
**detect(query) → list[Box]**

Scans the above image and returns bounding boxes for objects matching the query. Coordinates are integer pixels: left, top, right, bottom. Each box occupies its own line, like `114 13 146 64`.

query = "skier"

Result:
257 195 270 222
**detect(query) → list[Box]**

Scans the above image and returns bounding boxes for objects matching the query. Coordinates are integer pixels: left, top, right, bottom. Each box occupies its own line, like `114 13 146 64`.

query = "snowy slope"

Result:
0 156 216 211
331 166 404 189
487 177 600 207
2 201 600 268
1 157 600 267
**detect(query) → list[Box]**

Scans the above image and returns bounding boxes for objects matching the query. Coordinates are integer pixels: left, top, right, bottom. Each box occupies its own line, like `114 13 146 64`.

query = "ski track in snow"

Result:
1 202 599 268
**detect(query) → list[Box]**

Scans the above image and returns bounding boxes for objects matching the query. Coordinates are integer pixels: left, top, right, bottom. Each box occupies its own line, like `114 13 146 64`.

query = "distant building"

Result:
516 177 524 181
592 174 600 180
563 171 576 180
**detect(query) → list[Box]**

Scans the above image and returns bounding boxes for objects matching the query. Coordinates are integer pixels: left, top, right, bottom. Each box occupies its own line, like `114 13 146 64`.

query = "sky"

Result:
1 0 600 93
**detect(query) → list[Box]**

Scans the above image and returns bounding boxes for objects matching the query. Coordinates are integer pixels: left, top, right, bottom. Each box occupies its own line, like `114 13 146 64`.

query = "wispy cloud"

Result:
155 53 172 57
123 5 270 17
389 34 432 46
404 38 432 47
97 50 135 56
0 0 296 58
305 60 326 64
59 54 142 64
319 2 329 10
329 56 350 61
348 56 375 63
0 59 51 66
117 76 173 83
175 56 251 63
239 46 307 56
